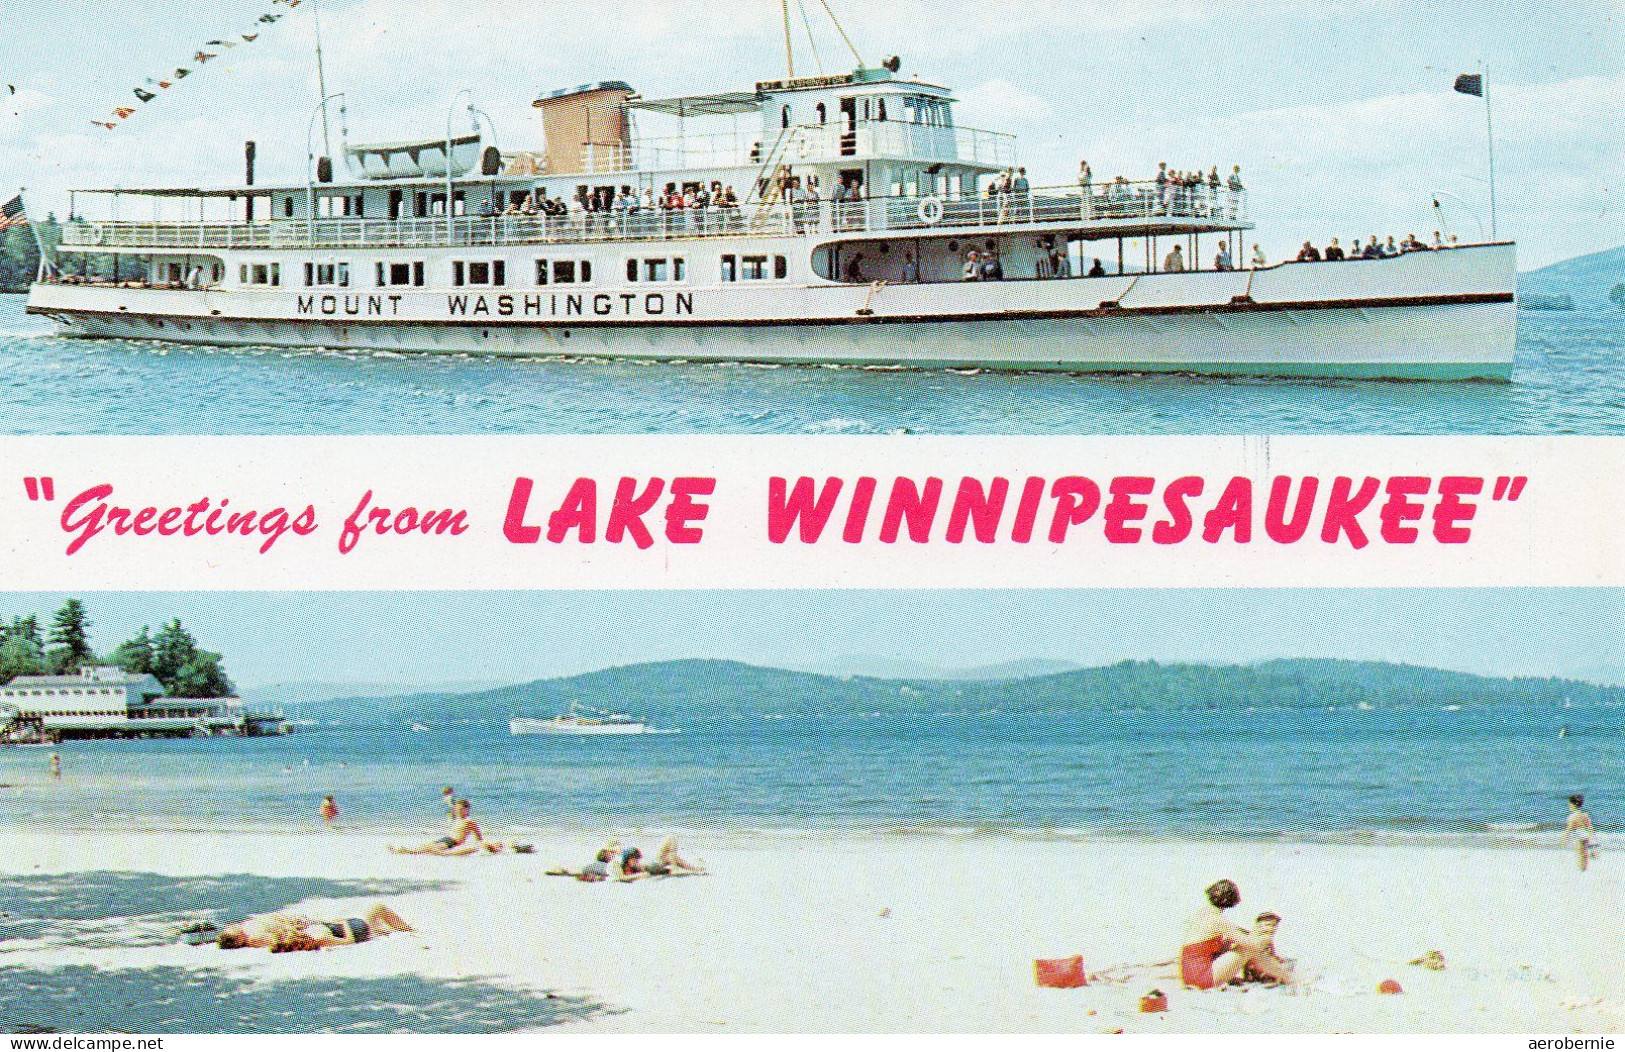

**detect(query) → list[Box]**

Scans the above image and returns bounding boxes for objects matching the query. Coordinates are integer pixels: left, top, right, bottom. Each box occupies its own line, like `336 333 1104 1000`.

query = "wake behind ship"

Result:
25 15 1517 380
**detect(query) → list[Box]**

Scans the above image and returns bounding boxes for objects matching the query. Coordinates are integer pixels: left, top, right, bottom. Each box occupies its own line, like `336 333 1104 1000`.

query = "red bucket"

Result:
1034 955 1088 989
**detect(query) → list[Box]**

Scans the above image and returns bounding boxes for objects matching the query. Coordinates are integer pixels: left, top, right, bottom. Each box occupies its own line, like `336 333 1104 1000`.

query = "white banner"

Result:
0 436 1614 590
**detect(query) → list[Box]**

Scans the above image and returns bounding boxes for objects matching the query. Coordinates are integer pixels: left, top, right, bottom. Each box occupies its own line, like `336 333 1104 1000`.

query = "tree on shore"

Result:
0 604 235 697
46 599 95 673
112 625 155 674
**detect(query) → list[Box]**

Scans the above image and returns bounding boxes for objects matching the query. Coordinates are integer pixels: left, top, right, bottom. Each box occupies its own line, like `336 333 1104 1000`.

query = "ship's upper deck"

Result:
54 178 1251 253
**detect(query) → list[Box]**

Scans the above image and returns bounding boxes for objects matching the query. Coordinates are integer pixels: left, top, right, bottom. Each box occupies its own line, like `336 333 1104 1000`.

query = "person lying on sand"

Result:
618 837 707 880
1179 879 1294 989
215 903 413 951
390 799 512 855
547 847 618 882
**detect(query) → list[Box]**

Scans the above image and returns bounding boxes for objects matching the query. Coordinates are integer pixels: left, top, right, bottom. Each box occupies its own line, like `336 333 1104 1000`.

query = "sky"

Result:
0 0 1619 267
2 589 1620 690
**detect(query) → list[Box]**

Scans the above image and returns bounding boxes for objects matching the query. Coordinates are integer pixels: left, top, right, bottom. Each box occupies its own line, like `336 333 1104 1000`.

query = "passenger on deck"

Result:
1163 244 1186 272
1432 230 1445 249
844 254 865 282
1383 235 1401 257
1323 238 1345 261
980 252 1004 281
963 251 981 281
1250 244 1267 268
1214 242 1233 271
1051 245 1070 279
1361 236 1383 260
1087 258 1107 278
902 253 920 283
1400 232 1428 253
1296 241 1322 262
1227 166 1244 192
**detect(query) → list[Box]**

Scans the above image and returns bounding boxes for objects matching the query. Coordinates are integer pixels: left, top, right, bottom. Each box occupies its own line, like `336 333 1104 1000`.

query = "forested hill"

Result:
1519 244 1624 309
314 657 1622 725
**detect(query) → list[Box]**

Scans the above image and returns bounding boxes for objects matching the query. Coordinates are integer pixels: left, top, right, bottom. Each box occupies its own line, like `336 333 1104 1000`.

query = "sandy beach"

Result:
0 827 1618 1034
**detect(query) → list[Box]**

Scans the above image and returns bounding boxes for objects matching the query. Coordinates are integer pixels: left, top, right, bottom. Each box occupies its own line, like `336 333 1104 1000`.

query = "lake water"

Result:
2 295 1620 435
0 702 1613 842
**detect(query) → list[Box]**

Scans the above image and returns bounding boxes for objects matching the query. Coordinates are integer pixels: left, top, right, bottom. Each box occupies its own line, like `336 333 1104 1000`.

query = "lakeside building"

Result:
0 666 286 741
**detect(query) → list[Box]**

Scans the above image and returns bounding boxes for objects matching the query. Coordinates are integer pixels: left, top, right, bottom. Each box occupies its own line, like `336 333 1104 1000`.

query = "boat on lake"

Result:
510 702 677 737
23 9 1516 380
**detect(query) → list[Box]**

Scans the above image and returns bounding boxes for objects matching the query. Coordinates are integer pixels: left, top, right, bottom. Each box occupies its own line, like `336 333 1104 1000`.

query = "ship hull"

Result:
28 245 1518 381
509 718 649 735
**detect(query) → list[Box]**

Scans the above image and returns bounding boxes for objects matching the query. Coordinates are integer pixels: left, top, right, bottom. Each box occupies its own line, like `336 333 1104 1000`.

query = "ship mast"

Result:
312 0 333 158
780 0 796 78
779 0 865 77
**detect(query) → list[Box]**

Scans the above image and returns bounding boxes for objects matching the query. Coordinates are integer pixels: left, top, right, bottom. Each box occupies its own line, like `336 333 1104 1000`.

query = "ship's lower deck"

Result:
37 299 1513 380
28 244 1518 381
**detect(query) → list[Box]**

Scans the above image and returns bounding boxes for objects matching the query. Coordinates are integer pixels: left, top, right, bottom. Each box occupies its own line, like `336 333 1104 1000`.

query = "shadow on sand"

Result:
0 964 615 1034
0 870 456 948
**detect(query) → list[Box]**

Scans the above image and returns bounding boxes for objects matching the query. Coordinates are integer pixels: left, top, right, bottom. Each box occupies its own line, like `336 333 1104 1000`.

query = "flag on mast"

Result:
0 194 27 231
1453 73 1484 97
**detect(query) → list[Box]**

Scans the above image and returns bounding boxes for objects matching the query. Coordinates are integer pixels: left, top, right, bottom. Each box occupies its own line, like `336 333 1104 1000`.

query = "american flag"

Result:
0 194 26 231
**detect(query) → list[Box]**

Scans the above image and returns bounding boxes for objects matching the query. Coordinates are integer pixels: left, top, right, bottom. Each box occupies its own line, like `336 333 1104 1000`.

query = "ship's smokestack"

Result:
533 81 634 176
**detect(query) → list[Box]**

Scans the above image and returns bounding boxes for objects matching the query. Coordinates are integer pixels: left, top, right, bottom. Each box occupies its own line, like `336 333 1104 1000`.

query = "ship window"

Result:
283 197 294 218
816 103 827 125
781 105 790 128
304 262 350 287
877 98 888 122
625 257 684 283
536 259 592 285
453 260 506 287
722 254 788 282
377 261 425 287
242 263 280 286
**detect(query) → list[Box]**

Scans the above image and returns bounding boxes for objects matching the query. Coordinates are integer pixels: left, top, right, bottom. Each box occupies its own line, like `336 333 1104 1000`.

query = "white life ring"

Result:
917 196 944 226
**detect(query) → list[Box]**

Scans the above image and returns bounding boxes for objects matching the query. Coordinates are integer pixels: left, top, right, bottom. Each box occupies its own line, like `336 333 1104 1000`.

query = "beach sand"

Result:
0 827 1617 1034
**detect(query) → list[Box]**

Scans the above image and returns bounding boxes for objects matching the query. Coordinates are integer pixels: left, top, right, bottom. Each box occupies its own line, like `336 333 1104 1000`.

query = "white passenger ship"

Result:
510 702 675 737
26 35 1516 379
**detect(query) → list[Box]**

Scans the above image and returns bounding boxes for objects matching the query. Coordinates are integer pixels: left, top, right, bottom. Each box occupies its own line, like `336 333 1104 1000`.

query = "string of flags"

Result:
90 0 302 130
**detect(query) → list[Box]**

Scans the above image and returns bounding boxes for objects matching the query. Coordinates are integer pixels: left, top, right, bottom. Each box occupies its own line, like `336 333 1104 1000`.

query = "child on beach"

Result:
1564 795 1595 872
1238 912 1291 984
319 795 338 827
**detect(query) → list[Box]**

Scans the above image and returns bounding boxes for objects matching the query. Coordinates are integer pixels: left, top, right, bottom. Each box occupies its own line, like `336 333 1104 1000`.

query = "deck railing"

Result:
57 180 1248 252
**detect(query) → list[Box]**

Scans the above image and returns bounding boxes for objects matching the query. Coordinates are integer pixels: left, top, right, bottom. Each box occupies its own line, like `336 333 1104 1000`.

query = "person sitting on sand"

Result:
1237 912 1292 984
390 799 505 855
215 903 413 952
618 837 707 881
1179 879 1294 989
